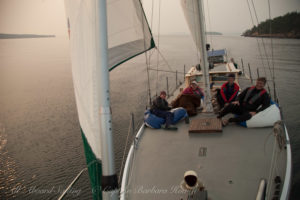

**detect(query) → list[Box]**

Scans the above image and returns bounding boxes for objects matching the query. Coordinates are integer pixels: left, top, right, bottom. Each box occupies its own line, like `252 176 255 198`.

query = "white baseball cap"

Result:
191 80 198 85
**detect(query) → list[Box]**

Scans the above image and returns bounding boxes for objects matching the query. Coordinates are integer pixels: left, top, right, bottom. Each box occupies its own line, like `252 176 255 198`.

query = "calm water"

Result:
0 35 299 199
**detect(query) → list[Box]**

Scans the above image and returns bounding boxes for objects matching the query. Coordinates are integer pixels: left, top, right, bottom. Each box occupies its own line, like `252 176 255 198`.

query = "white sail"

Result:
181 0 213 112
64 0 154 199
180 0 203 54
107 0 155 70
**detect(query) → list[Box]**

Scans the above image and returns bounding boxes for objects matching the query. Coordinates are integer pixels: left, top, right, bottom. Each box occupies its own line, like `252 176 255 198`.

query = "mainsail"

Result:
181 0 213 112
64 0 155 199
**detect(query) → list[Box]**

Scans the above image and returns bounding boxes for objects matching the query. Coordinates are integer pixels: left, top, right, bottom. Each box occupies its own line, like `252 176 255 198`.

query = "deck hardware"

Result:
248 63 253 84
241 58 245 73
199 122 210 126
166 77 169 97
198 147 207 157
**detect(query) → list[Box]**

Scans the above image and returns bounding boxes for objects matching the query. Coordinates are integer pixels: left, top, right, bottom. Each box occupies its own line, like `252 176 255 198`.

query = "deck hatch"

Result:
189 118 222 133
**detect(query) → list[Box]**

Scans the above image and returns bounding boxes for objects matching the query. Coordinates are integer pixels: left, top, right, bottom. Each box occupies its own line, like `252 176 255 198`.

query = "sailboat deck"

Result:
125 113 282 200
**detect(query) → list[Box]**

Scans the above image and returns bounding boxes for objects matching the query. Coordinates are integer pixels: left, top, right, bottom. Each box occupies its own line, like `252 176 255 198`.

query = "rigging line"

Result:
250 0 274 78
140 0 152 106
250 0 276 99
155 0 162 96
148 48 155 61
118 114 133 183
148 0 155 64
246 0 271 93
150 0 154 31
246 0 266 71
200 0 209 50
191 0 200 61
268 0 278 102
148 67 276 81
145 51 152 107
156 48 174 72
206 0 213 47
148 68 185 74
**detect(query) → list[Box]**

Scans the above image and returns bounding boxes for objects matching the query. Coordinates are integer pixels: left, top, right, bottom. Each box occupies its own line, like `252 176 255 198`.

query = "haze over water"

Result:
0 35 299 199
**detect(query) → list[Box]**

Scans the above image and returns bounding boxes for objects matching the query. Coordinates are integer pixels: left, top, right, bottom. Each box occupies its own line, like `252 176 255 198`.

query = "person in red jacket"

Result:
182 80 204 99
172 81 203 116
217 77 270 126
217 73 239 108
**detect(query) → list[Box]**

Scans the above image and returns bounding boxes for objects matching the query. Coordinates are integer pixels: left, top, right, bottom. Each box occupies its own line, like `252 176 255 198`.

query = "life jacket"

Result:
193 88 204 97
243 86 266 105
183 87 204 98
220 82 239 103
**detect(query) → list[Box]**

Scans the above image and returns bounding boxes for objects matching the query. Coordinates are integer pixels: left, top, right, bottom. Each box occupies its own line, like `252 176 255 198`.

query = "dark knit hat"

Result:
228 73 235 78
160 91 167 95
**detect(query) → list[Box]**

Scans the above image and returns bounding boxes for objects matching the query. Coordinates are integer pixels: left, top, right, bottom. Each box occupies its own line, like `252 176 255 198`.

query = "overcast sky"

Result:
0 0 299 36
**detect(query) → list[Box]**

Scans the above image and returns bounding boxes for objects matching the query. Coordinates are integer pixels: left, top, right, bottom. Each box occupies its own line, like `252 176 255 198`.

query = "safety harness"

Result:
243 86 266 105
221 82 239 103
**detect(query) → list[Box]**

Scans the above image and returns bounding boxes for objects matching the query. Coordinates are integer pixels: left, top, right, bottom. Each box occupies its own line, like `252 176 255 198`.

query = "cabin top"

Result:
184 63 242 89
207 49 227 64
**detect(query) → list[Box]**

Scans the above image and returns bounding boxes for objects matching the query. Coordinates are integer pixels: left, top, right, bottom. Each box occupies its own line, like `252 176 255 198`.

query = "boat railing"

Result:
120 124 145 200
264 121 292 200
256 179 267 200
280 124 292 199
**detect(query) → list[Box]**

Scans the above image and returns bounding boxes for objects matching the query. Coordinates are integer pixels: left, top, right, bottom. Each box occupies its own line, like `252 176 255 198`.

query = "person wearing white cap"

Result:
171 80 203 116
182 80 204 99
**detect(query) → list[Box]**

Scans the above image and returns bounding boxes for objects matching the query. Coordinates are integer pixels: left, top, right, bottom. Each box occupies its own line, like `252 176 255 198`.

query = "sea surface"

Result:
0 35 299 199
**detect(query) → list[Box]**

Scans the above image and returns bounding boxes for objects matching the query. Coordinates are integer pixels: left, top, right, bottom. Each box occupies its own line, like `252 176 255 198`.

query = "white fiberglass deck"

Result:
120 66 290 200
123 113 288 200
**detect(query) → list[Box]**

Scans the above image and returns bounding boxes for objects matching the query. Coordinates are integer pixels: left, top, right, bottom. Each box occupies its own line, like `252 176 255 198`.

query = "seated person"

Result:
182 80 204 99
230 58 238 69
217 73 240 108
150 91 177 130
217 77 270 126
172 81 203 116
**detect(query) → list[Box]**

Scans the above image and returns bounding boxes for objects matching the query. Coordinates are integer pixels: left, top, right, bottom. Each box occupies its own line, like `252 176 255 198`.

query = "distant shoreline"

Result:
206 31 222 35
0 33 56 39
242 33 300 39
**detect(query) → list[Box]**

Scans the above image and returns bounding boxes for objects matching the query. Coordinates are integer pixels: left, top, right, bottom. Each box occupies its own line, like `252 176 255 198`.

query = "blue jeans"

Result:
151 109 174 126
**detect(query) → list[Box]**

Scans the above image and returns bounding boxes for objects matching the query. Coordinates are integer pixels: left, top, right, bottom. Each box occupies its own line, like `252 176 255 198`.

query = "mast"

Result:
95 0 118 199
196 0 213 112
181 0 213 112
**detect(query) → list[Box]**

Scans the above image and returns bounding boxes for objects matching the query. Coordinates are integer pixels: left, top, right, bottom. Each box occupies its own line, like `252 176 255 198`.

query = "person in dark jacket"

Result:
217 77 270 126
217 73 240 108
151 91 178 130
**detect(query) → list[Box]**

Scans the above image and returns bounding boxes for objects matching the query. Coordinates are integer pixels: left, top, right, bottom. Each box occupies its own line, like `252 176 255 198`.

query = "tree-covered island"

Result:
242 12 300 39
